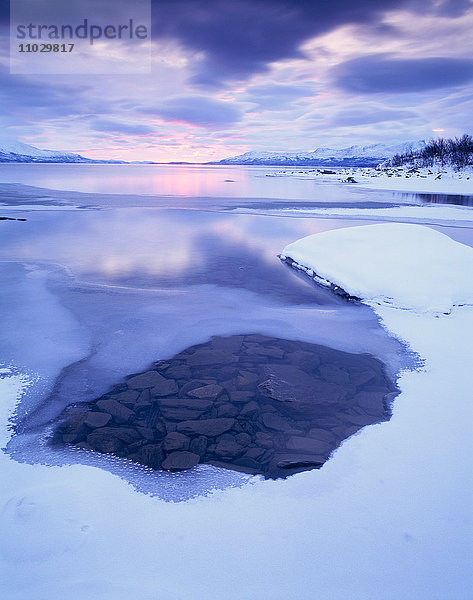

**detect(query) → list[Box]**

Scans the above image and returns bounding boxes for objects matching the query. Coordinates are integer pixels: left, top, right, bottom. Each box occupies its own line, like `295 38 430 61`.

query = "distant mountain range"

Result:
0 138 427 167
211 141 427 167
0 138 125 164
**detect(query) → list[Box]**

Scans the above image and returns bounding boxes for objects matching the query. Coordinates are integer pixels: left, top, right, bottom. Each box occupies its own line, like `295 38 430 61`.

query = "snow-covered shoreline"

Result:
269 164 473 196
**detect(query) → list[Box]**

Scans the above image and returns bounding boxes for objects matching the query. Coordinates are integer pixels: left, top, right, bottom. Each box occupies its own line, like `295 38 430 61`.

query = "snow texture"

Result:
217 141 426 165
282 223 473 313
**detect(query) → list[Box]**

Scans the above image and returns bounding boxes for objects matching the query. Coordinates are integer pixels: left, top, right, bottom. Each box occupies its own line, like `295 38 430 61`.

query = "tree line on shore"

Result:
386 134 473 169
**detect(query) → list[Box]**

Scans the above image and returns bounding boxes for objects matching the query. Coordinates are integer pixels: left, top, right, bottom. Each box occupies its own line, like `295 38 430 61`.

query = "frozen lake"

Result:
0 164 416 496
0 164 472 599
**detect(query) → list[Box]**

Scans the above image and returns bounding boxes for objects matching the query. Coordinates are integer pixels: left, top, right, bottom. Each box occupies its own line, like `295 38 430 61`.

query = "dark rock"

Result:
103 427 141 444
319 364 350 385
240 401 260 417
244 345 285 359
234 432 252 446
259 449 274 464
255 432 274 448
159 406 209 421
130 444 164 469
216 366 239 379
152 360 171 369
233 456 261 470
161 451 200 471
156 396 213 411
258 364 347 406
217 403 239 418
216 433 235 443
186 350 238 366
136 426 155 441
189 435 208 458
307 428 337 444
286 350 320 370
353 391 385 414
244 447 267 460
126 370 167 389
237 370 259 387
145 404 163 428
87 429 124 453
63 433 82 444
84 411 112 428
176 418 235 437
151 379 179 397
134 390 152 409
211 335 244 353
275 455 325 469
262 412 291 431
96 399 134 422
162 432 190 452
286 436 332 455
115 390 140 404
214 439 245 459
337 412 373 426
350 369 377 387
244 334 274 343
187 383 223 400
179 380 210 397
126 440 148 453
164 364 191 380
229 391 254 403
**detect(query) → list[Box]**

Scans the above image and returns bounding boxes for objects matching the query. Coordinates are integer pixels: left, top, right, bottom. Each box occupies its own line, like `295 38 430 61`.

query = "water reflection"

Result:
394 191 473 206
0 163 386 203
0 208 359 303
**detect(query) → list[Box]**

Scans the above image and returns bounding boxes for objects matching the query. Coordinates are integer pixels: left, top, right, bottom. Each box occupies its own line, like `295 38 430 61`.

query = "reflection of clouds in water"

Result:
0 208 366 296
208 215 345 261
2 210 200 278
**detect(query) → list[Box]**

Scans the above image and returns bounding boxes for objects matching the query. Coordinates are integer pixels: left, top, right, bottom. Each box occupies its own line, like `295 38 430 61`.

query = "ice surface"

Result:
233 203 473 228
282 223 473 313
0 177 472 599
1 304 472 598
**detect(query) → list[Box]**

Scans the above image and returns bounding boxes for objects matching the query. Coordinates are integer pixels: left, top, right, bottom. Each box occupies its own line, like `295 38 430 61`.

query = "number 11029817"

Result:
18 43 74 52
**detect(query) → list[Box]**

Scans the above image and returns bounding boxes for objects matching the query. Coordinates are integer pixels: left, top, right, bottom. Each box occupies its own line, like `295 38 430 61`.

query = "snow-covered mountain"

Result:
213 141 427 167
0 137 124 163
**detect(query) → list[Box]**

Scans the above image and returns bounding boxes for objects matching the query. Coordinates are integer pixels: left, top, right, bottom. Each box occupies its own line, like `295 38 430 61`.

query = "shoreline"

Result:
268 164 473 196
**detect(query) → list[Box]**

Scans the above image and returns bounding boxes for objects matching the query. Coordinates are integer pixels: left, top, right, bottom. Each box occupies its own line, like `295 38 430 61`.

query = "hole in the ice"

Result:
52 334 398 480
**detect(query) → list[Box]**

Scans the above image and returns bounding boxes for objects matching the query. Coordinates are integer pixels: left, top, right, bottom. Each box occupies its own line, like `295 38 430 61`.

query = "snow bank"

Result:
282 223 473 313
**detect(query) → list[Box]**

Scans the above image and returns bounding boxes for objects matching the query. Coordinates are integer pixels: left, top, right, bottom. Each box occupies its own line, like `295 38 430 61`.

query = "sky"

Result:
0 0 473 162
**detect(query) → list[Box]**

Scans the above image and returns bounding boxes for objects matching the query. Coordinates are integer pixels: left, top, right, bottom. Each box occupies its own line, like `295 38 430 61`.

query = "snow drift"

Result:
282 223 473 313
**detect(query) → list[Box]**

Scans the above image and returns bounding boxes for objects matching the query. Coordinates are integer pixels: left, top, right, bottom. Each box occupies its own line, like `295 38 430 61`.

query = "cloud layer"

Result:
0 0 471 160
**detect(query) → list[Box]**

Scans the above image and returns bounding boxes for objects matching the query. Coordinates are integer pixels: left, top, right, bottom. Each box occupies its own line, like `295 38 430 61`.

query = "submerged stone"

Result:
53 334 397 479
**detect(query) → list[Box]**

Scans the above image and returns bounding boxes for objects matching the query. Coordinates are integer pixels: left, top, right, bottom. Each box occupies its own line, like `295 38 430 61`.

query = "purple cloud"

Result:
330 106 418 126
333 55 473 94
89 119 155 135
144 95 242 127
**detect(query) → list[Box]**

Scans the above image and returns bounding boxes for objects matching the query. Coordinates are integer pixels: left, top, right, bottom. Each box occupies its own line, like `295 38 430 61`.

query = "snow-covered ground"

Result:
1 181 472 598
270 165 473 196
281 223 473 312
349 165 473 196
